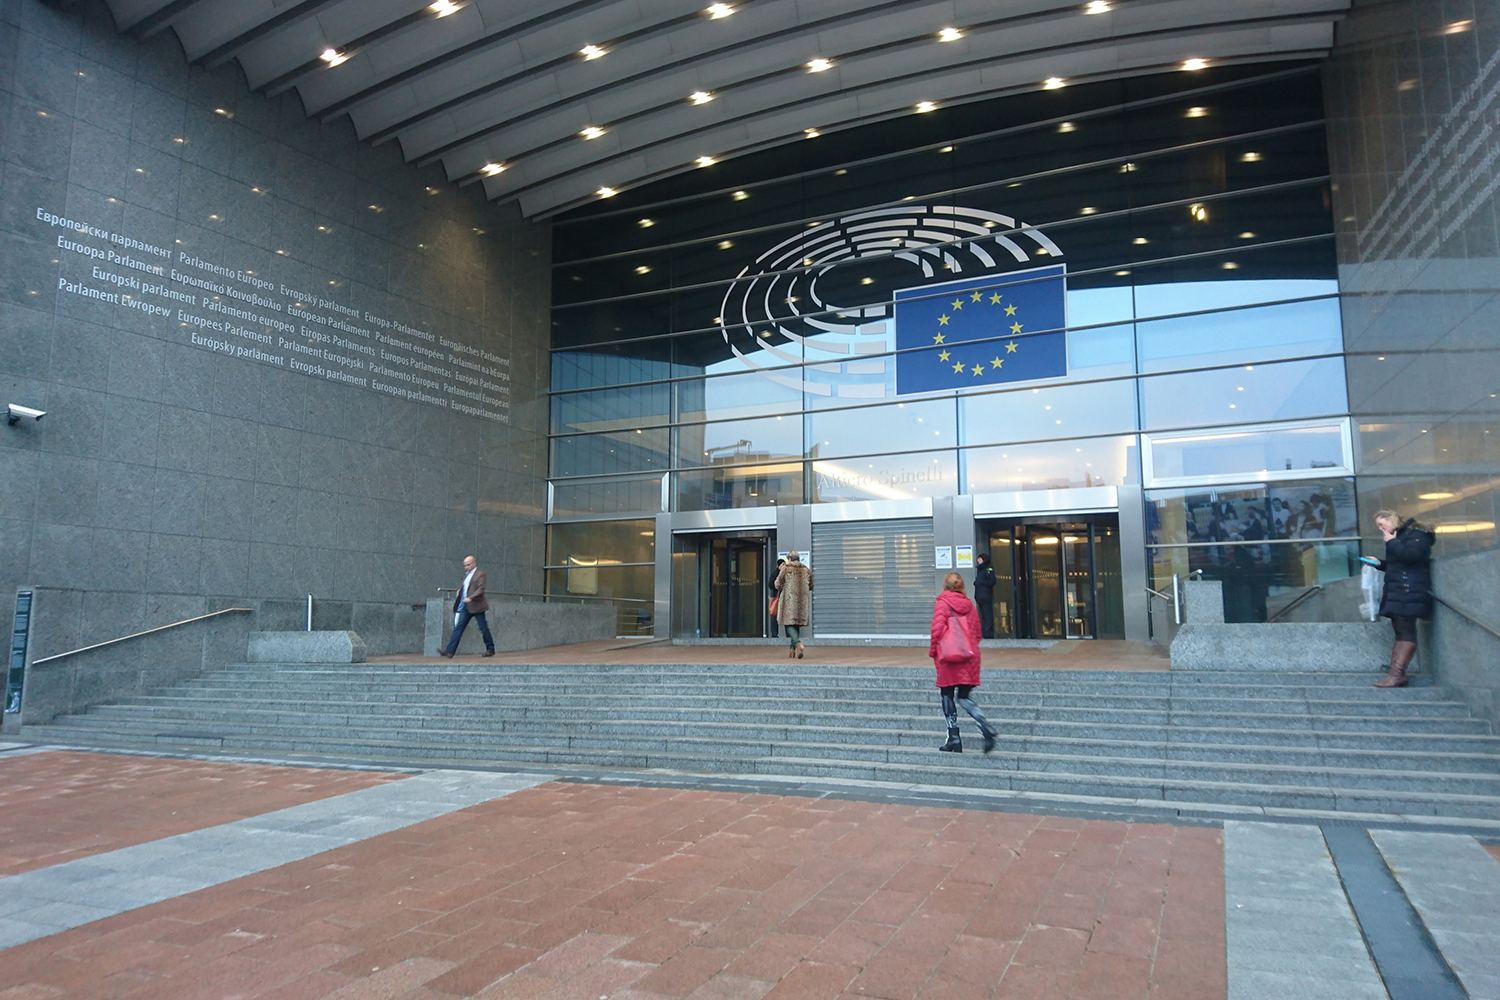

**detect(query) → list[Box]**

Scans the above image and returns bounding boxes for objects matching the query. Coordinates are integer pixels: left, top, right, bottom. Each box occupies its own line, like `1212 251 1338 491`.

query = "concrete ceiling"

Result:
101 0 1349 218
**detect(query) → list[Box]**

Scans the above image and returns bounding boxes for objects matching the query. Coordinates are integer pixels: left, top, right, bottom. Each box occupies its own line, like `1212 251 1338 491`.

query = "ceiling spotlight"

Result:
1085 0 1110 11
1043 77 1066 90
915 101 936 113
638 218 654 228
690 90 714 104
480 162 505 176
428 0 460 14
1119 162 1137 172
1222 261 1239 269
1132 237 1149 244
861 277 874 285
1443 19 1473 34
320 48 348 66
580 125 605 139
804 128 820 138
1182 57 1208 70
706 3 733 17
597 186 617 197
1189 203 1208 222
635 265 651 274
696 155 716 167
1239 231 1255 239
807 58 832 72
938 27 962 41
1420 492 1456 500
939 145 954 153
1058 121 1075 132
1241 151 1263 162
732 190 749 200
1079 206 1097 215
717 240 734 250
580 44 604 59
1185 106 1208 117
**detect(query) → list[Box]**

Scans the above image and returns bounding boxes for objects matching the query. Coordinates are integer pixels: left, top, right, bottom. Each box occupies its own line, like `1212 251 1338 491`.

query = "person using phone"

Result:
1369 509 1434 688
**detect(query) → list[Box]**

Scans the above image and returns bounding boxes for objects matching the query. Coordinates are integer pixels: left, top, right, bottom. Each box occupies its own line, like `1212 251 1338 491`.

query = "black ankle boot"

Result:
938 728 962 752
981 726 996 754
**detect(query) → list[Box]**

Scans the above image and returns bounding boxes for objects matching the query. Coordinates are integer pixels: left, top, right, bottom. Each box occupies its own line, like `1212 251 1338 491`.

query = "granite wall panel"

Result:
0 0 550 705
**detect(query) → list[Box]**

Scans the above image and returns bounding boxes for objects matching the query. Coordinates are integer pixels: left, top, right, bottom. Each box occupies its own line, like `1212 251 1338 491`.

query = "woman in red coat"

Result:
929 572 996 754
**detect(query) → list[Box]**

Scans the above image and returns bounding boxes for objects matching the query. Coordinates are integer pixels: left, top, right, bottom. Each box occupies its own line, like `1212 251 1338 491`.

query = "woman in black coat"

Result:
1372 509 1434 688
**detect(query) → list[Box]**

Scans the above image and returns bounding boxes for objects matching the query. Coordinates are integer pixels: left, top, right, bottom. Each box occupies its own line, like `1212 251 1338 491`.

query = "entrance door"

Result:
981 517 1123 639
672 531 770 638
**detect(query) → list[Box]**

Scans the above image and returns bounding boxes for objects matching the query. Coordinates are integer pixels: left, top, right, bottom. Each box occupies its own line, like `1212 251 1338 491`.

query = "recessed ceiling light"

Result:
938 27 962 41
1239 231 1255 238
802 257 814 265
730 190 750 201
1185 106 1208 117
580 44 604 59
861 277 874 285
634 265 651 274
213 107 230 116
706 3 733 17
580 126 605 139
1043 77 1065 89
1222 261 1239 269
1398 79 1418 91
1115 270 1130 276
939 145 954 153
1085 0 1111 11
638 218 654 227
1119 162 1137 172
1419 492 1456 499
480 162 505 176
804 127 820 138
1058 121 1075 132
915 101 936 113
834 168 847 176
1189 203 1208 221
690 90 713 104
320 48 348 66
428 0 460 15
1079 207 1097 215
807 58 832 72
1182 58 1208 70
982 221 995 228
695 155 716 167
717 240 733 250
1241 151 1262 162
1132 237 1148 244
1443 19 1472 33
597 186 617 197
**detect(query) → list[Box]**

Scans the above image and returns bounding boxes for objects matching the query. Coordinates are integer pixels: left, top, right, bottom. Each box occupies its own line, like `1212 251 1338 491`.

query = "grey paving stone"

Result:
1224 821 1386 1000
1370 829 1500 1000
0 768 553 949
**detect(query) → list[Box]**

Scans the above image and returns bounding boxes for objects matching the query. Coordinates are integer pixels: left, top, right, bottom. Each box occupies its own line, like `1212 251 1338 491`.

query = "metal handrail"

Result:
1144 587 1174 603
1267 585 1324 622
1432 594 1500 643
31 608 253 666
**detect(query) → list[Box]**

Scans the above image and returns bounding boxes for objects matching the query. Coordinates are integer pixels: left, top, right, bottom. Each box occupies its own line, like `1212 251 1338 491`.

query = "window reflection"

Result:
679 416 802 469
811 450 958 502
552 476 664 517
677 463 803 510
1140 356 1347 429
962 380 1137 445
964 436 1135 493
808 399 955 459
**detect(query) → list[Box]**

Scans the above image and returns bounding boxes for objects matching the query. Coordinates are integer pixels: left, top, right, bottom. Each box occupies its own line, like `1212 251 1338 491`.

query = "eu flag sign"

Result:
894 264 1067 396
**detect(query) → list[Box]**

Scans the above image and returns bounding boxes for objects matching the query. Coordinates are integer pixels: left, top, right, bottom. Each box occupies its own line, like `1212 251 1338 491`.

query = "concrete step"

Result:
24 726 1500 820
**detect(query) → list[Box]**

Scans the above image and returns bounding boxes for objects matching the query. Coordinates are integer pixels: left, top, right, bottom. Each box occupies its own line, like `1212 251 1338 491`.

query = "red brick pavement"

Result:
0 751 404 877
0 779 1225 1000
1487 843 1500 865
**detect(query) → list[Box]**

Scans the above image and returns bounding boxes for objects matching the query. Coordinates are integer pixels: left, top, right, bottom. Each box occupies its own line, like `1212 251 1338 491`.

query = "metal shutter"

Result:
811 517 935 637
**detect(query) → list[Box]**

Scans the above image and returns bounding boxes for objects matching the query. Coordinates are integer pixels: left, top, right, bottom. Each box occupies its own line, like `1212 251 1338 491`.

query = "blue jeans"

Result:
446 605 494 654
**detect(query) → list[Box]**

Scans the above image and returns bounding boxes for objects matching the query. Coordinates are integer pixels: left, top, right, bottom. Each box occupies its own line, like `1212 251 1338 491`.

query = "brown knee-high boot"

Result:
1375 640 1416 688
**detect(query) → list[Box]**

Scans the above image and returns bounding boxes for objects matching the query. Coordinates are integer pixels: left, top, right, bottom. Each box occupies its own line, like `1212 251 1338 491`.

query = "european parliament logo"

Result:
893 265 1067 395
717 204 1068 402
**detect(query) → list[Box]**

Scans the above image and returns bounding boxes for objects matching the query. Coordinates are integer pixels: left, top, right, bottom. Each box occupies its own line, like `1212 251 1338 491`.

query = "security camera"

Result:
6 404 45 425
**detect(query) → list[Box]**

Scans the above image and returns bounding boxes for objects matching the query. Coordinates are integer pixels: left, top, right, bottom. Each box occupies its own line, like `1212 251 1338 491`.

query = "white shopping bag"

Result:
1359 563 1384 622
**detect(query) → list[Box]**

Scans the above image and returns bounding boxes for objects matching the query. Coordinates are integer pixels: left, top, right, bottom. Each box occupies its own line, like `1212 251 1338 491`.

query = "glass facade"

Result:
546 64 1355 633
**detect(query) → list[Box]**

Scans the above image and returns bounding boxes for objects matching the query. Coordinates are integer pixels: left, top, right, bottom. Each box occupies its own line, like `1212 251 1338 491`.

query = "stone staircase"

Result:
23 662 1500 820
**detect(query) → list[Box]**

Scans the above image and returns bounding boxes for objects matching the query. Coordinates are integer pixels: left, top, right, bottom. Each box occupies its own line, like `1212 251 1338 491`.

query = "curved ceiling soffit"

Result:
101 0 1349 219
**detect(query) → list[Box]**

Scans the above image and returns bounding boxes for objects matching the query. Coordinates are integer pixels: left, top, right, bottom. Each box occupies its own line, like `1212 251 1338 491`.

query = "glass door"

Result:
727 540 764 637
1061 526 1095 639
1025 527 1065 638
986 529 1018 638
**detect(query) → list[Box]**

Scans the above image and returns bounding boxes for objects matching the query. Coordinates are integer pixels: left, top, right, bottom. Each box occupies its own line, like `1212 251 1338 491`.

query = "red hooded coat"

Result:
929 589 982 688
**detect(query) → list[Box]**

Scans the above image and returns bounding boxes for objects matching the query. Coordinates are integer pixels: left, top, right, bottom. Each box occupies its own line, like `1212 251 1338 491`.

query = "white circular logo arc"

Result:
718 204 1064 400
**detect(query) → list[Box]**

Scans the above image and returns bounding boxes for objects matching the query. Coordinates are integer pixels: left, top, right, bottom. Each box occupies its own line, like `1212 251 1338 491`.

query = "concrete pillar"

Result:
1117 484 1151 641
653 512 671 639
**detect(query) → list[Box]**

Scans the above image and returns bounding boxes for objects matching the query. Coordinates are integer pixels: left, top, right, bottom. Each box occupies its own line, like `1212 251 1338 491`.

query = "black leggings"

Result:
940 685 995 738
1390 616 1418 642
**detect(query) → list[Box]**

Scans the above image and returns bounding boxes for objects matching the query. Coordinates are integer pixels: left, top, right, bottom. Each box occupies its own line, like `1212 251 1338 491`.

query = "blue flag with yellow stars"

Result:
893 264 1067 396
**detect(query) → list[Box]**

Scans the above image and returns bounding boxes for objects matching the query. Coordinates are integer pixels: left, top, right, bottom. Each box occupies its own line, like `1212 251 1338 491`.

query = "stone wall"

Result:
1 1 552 716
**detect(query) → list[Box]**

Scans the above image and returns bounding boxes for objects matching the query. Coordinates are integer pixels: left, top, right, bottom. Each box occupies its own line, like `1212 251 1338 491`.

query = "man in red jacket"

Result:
930 573 996 753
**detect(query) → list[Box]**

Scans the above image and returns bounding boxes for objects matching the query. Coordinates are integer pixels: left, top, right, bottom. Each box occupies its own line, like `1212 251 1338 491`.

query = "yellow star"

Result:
970 291 983 302
937 349 950 361
1005 340 1019 352
952 361 966 373
938 314 950 326
933 332 945 344
951 298 964 310
991 357 1004 369
989 293 1003 304
1004 303 1018 316
971 366 984 378
1010 321 1023 334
